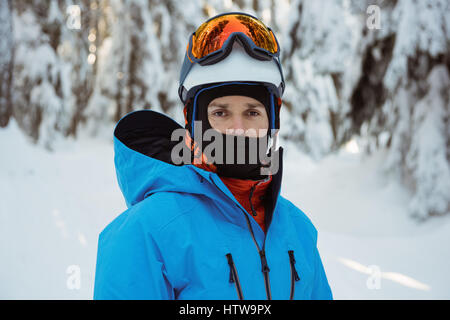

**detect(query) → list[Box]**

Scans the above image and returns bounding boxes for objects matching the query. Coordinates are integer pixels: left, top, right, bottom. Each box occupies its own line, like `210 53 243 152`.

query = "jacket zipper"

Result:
288 250 300 300
212 178 273 300
249 184 257 216
259 248 272 299
226 253 244 300
241 212 272 300
245 183 272 300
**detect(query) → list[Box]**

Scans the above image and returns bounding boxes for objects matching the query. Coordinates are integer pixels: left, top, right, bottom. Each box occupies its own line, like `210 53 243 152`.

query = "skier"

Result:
94 12 332 300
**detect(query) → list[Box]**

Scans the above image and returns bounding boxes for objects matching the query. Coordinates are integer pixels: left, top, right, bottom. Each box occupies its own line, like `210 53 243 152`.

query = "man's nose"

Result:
228 116 245 135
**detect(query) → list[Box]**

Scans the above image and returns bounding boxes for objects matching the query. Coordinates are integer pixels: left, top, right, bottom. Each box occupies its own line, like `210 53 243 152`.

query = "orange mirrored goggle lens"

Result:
191 14 278 59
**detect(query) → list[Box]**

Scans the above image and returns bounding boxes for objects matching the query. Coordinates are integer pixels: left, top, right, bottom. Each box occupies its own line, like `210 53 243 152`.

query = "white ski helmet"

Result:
178 42 285 104
179 42 285 103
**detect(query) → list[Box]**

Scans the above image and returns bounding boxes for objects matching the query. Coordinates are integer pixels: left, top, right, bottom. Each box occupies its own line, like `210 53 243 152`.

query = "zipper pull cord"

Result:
260 250 270 273
226 253 235 283
288 250 300 281
249 184 257 216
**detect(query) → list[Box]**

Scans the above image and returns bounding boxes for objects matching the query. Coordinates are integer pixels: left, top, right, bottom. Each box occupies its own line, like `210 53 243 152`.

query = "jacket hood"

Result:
114 110 213 208
113 109 283 217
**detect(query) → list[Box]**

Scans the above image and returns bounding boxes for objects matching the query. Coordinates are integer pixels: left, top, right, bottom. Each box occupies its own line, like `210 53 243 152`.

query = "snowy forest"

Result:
0 0 449 299
1 0 449 220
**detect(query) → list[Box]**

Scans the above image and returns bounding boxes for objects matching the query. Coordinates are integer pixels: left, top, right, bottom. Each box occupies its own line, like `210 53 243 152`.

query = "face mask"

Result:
206 130 272 180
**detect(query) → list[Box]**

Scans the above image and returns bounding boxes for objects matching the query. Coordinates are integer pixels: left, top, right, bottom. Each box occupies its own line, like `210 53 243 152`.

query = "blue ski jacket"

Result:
93 110 332 300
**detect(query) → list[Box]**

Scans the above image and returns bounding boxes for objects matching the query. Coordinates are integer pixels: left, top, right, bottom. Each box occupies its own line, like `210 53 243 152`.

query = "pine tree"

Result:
0 0 13 127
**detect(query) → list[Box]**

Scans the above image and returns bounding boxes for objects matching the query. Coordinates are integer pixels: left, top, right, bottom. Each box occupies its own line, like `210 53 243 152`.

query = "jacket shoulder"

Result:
99 191 202 240
278 195 318 243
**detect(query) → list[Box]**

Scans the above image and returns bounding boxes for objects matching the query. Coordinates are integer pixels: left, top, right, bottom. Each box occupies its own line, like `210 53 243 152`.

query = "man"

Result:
94 12 332 300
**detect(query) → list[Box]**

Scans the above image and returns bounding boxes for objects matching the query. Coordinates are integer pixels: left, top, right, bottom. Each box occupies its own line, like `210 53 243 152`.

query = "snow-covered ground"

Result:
1 118 449 299
283 143 450 299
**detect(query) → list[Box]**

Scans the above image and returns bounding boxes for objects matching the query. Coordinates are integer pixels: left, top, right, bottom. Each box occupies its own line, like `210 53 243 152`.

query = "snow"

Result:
406 66 450 219
384 0 449 91
0 119 123 299
1 118 449 299
282 140 450 299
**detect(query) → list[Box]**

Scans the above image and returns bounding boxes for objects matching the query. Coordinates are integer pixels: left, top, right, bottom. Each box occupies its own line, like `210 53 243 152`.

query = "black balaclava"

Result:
187 83 274 180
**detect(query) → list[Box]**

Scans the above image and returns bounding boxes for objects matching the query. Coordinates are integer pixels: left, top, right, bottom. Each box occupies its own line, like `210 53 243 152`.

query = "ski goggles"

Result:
186 12 280 66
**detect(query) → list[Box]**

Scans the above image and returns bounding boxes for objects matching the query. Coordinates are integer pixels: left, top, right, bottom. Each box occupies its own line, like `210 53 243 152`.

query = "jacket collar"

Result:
189 147 284 236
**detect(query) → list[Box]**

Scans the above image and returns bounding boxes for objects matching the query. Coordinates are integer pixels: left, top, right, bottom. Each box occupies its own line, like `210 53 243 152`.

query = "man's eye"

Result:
212 111 226 117
248 110 260 116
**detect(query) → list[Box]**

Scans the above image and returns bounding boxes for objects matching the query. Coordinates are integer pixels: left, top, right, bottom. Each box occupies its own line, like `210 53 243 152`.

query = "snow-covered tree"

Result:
9 0 93 149
84 0 204 132
0 0 13 128
281 0 359 159
379 0 450 219
282 0 449 219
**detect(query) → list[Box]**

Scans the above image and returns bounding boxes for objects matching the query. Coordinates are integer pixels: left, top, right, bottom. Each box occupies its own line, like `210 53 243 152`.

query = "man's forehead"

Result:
208 96 265 108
